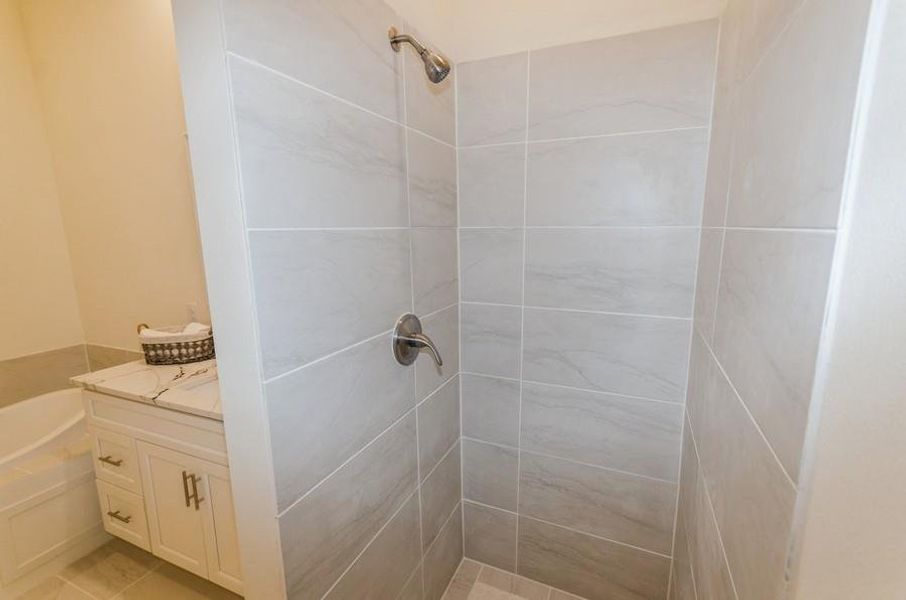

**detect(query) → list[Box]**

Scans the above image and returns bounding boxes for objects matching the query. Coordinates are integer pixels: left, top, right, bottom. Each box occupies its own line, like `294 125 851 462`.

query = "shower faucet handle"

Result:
392 314 443 367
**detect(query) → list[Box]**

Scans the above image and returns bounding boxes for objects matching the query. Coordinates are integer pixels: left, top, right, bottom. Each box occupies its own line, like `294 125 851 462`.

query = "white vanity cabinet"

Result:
82 389 242 595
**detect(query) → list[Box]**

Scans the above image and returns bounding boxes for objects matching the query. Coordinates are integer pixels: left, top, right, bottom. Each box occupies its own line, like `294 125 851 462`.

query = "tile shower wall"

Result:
674 1 871 600
457 21 718 600
220 0 460 598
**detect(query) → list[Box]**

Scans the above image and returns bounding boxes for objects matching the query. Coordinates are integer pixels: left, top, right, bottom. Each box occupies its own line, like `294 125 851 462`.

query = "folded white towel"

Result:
139 327 174 339
139 323 211 342
182 322 211 335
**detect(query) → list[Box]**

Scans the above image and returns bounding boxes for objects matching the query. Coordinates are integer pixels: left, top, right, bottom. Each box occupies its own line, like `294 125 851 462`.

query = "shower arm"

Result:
388 28 429 57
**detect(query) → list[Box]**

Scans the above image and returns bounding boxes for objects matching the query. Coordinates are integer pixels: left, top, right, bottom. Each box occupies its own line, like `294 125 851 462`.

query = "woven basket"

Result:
138 325 216 365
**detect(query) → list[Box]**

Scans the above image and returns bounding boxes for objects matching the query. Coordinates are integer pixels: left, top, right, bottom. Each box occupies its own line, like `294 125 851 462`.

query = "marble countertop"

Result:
71 359 222 421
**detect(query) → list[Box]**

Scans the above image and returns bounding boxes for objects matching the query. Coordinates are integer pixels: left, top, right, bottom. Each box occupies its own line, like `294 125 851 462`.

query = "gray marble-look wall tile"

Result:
229 54 407 229
519 452 676 554
528 20 718 140
458 144 526 227
671 504 697 600
726 0 870 228
0 345 87 409
463 501 517 572
416 304 459 401
408 130 457 227
249 229 411 378
518 517 670 600
417 376 460 478
693 228 724 343
420 441 462 550
281 413 417 600
525 228 698 317
267 333 415 510
700 91 736 228
689 343 795 600
461 303 522 379
462 439 518 511
677 415 699 543
526 129 708 227
523 308 691 403
713 230 834 481
457 52 529 146
688 471 736 600
222 0 404 121
412 228 458 316
461 374 520 447
460 229 524 305
398 567 423 600
86 345 142 372
423 505 464 600
323 493 421 600
521 382 682 481
405 41 455 144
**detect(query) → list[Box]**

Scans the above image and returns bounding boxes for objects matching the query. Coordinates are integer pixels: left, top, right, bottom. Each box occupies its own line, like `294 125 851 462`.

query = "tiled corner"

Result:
463 501 517 572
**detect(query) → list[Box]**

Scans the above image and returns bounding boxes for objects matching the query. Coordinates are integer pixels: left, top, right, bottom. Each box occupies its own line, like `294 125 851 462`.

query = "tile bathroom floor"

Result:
442 560 585 600
14 540 240 600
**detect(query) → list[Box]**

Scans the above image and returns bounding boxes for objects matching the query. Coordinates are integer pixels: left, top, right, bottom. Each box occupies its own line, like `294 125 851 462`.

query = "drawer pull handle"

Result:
99 455 123 467
107 510 132 524
182 470 204 511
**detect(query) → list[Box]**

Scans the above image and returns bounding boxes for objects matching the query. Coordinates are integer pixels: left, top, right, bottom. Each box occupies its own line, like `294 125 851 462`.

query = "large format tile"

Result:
267 333 415 510
280 414 418 600
523 308 691 402
250 229 411 378
222 0 403 121
460 229 524 305
712 230 835 480
398 567 424 600
461 374 521 447
526 129 708 227
114 562 241 600
519 452 676 554
525 228 698 317
420 442 462 550
518 517 670 600
476 566 549 600
60 540 159 600
528 20 718 140
726 0 870 227
692 228 724 342
416 304 460 401
324 494 421 600
408 130 457 227
462 439 519 511
700 91 736 228
458 52 528 146
16 577 94 600
463 501 517 572
442 560 482 600
405 40 455 144
461 304 522 380
458 145 526 227
230 55 407 229
521 382 682 481
424 506 464 600
418 376 461 477
688 343 796 600
0 345 87 409
412 227 459 315
688 472 736 600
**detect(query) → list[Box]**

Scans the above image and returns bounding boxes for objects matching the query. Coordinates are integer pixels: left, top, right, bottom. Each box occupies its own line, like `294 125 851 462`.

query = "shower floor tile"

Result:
442 559 586 600
13 539 241 600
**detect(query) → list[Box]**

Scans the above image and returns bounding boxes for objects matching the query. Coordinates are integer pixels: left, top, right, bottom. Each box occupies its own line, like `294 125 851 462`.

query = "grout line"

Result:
458 124 708 150
421 436 461 484
462 438 679 485
462 301 693 322
227 51 455 150
461 224 701 230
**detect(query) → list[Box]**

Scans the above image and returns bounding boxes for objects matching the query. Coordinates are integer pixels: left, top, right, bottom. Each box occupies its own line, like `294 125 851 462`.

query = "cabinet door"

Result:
136 441 209 578
202 470 243 595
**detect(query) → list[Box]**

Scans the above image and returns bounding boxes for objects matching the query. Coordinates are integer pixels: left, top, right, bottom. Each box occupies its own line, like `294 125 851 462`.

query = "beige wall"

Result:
789 2 906 597
19 0 210 352
386 0 725 61
0 0 84 361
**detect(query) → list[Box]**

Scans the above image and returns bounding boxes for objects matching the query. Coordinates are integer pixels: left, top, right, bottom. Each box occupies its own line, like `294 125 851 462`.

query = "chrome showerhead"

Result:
388 26 451 84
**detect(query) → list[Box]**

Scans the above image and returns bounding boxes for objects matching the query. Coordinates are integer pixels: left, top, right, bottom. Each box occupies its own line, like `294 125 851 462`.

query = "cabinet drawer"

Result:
90 427 142 494
96 480 150 551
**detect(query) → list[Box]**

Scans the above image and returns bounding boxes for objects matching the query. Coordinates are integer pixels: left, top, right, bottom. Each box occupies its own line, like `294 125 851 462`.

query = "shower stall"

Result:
170 0 888 598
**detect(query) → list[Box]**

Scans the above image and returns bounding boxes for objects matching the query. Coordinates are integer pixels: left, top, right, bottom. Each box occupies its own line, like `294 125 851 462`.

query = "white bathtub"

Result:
0 389 107 593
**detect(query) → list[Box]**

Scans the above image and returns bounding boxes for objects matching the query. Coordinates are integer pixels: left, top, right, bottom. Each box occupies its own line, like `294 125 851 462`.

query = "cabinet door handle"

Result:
99 455 123 467
182 470 204 511
107 510 132 524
